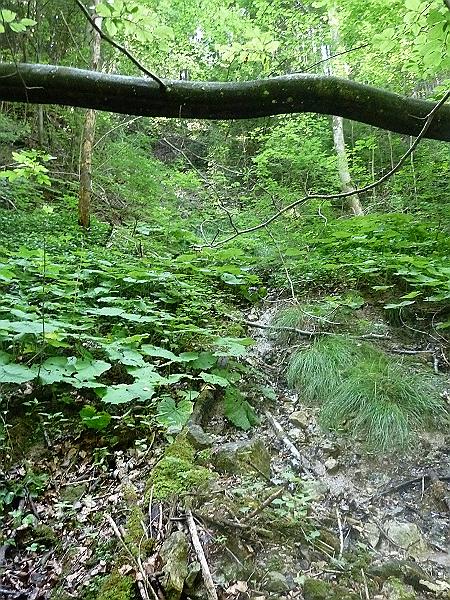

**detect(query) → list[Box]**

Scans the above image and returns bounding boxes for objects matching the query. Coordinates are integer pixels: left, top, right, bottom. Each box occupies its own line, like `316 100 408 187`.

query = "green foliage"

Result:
79 405 112 431
269 213 450 319
0 9 36 33
0 150 54 186
224 386 259 430
0 470 48 513
287 336 447 449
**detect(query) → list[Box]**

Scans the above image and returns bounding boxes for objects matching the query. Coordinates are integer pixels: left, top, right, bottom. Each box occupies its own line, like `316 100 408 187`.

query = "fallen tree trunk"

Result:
0 63 449 141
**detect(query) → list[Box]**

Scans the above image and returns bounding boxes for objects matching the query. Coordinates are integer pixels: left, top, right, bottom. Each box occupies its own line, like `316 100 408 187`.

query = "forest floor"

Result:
1 299 449 600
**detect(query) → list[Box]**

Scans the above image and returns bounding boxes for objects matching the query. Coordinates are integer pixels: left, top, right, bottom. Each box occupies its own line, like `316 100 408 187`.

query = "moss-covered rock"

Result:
147 435 213 500
96 571 134 600
211 438 271 477
160 531 189 600
382 577 417 600
303 578 358 600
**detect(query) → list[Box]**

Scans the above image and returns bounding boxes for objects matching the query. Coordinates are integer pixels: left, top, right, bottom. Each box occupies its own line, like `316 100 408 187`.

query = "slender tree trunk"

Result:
321 9 363 216
79 0 102 228
37 104 44 146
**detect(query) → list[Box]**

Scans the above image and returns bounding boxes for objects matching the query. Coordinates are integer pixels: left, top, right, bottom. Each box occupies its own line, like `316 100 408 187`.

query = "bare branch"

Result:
74 0 166 89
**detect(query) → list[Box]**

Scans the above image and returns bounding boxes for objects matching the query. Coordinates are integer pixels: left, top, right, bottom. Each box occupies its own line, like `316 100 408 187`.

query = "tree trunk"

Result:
78 0 102 229
331 114 363 215
322 8 364 216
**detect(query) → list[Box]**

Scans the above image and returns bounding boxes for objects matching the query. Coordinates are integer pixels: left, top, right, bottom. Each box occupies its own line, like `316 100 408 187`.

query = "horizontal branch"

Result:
0 63 450 140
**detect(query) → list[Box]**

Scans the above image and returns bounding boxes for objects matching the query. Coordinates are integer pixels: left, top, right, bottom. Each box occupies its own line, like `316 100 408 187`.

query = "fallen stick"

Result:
185 507 218 600
264 409 315 476
242 487 284 523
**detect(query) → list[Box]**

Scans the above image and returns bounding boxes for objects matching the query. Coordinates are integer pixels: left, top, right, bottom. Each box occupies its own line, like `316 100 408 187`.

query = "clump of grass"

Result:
287 335 368 401
287 336 447 450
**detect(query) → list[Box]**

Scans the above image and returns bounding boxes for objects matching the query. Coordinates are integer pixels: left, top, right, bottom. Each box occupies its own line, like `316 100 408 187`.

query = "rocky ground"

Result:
1 302 449 600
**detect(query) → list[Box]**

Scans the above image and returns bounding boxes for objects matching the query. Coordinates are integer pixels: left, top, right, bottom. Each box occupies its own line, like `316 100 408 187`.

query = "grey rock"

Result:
384 521 429 560
264 571 290 593
185 423 214 449
324 457 339 473
160 531 189 600
363 522 380 549
289 410 310 429
212 438 271 477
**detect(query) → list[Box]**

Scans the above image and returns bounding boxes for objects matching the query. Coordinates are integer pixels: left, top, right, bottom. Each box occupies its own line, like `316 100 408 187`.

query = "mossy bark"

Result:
1 63 450 140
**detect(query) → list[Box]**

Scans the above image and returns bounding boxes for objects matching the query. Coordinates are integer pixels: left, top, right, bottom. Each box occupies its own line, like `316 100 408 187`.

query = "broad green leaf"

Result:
87 307 124 316
127 365 166 384
156 396 193 432
19 18 37 26
9 22 26 32
224 387 259 430
384 300 416 309
0 351 11 365
140 345 178 361
38 356 74 384
0 363 36 384
73 360 111 381
199 372 229 387
190 352 216 370
0 9 16 23
101 381 155 404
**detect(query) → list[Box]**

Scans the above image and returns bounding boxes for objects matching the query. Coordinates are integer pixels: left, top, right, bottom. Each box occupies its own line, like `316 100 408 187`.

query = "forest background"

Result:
0 1 450 597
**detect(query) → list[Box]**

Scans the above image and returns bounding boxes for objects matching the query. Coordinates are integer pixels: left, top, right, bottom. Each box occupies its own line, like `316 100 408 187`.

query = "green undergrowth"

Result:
242 213 450 329
287 336 447 449
0 200 266 446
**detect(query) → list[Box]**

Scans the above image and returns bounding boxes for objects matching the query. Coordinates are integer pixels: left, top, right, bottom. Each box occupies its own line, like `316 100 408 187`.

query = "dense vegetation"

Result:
0 0 449 599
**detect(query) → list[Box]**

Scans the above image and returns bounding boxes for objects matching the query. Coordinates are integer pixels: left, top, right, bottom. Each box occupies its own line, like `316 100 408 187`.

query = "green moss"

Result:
96 571 134 600
383 577 416 600
124 504 155 557
165 435 196 461
147 436 213 500
303 578 358 600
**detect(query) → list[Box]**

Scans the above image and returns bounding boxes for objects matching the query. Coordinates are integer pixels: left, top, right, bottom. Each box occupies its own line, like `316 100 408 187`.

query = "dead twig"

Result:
185 507 218 600
242 487 284 523
264 409 315 476
335 506 344 560
105 513 156 600
360 568 371 600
